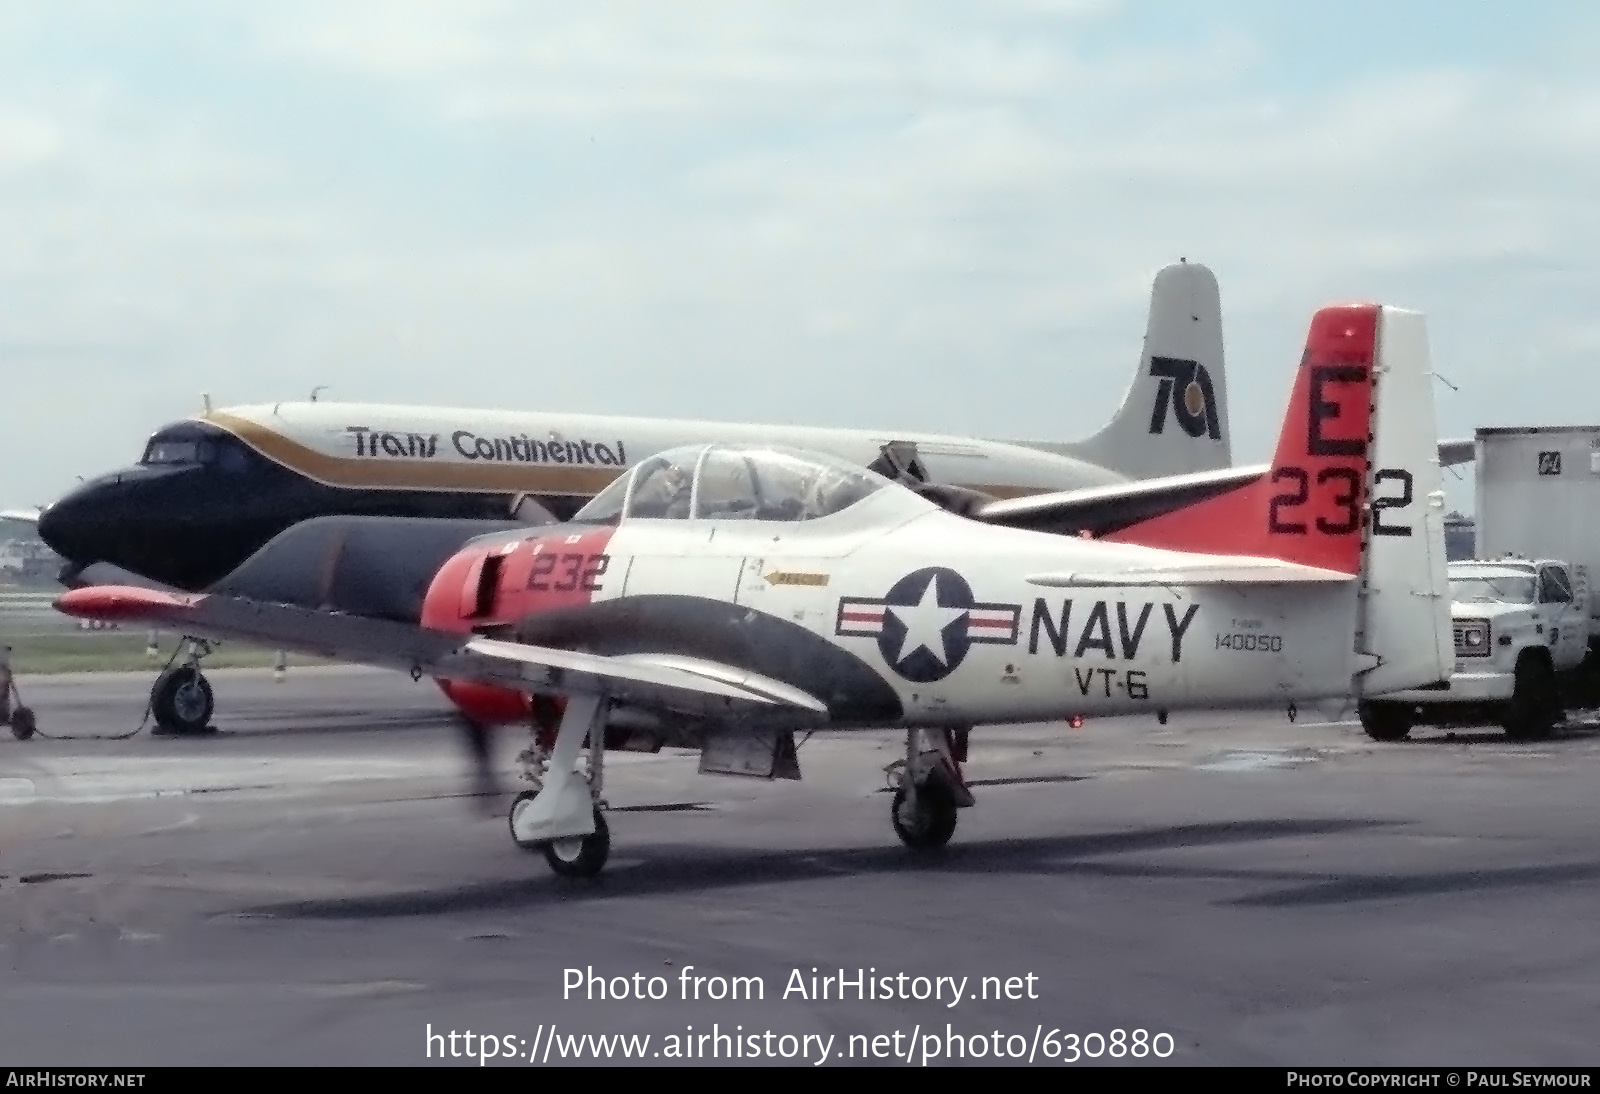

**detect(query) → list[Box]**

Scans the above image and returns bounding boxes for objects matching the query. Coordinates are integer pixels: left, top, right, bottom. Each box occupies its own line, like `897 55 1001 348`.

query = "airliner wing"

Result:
0 508 40 523
52 587 828 718
974 464 1266 535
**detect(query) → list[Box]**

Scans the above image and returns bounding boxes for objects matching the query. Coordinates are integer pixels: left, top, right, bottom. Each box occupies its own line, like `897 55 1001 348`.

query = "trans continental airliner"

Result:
35 261 1234 600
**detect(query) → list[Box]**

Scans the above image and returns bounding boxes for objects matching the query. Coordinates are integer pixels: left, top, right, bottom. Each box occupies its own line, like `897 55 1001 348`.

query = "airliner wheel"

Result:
891 783 958 850
151 666 214 735
9 707 35 741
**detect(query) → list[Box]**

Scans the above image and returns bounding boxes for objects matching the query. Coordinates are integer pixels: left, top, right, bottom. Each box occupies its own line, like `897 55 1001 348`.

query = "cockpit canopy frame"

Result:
572 443 889 526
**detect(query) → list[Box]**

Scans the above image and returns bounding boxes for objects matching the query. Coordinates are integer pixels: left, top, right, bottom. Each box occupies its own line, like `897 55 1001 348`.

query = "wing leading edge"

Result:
52 587 829 720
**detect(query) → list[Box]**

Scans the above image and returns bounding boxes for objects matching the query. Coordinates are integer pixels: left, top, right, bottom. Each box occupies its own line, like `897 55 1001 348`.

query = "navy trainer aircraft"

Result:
57 302 1454 878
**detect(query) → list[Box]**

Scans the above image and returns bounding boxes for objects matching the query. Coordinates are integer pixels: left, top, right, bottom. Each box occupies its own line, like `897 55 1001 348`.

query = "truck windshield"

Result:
1450 575 1535 603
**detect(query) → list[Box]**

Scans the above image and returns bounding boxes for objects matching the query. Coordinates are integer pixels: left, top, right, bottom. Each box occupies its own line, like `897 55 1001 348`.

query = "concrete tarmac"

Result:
4 666 1600 1067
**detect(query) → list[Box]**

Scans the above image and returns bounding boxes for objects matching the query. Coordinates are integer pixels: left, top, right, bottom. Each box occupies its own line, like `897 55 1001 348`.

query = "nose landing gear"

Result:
149 642 216 735
887 727 972 852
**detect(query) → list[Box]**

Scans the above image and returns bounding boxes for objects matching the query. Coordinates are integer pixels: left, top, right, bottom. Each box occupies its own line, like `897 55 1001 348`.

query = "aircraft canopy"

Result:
573 443 887 525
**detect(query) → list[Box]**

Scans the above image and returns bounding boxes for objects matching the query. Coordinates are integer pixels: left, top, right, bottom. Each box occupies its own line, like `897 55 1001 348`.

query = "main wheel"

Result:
1503 657 1559 741
9 707 35 741
508 791 611 877
151 667 213 734
891 782 958 850
1358 700 1412 742
543 809 610 878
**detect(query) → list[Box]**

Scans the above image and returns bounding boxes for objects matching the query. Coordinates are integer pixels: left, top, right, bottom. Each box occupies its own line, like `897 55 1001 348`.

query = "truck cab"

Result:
1360 557 1590 742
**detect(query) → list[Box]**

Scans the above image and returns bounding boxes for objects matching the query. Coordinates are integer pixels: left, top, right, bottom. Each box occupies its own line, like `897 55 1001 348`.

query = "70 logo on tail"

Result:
1148 357 1222 441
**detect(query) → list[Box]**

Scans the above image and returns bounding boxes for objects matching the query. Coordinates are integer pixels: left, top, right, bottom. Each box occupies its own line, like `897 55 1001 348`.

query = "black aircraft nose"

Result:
35 494 88 564
36 472 147 570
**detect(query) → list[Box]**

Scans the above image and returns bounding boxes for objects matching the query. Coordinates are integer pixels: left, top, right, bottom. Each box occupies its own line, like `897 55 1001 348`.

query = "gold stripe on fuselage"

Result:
206 410 624 494
204 410 1050 501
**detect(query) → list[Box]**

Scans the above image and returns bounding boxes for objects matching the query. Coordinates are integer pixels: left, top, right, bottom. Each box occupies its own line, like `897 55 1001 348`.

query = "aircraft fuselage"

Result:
35 405 1134 594
420 503 1359 732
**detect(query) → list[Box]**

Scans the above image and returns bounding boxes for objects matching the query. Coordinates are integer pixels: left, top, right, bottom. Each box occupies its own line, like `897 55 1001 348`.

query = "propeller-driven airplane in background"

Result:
30 260 1243 732
57 301 1454 879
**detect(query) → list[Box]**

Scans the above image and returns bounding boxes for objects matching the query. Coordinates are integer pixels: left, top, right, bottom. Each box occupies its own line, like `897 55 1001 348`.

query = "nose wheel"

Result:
888 728 971 851
891 783 957 849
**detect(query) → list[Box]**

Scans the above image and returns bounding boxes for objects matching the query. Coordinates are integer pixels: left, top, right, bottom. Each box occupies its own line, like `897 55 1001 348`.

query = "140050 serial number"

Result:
1215 633 1283 652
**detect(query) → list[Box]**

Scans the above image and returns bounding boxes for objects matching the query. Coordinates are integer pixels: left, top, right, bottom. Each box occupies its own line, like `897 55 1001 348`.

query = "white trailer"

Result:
1474 426 1600 647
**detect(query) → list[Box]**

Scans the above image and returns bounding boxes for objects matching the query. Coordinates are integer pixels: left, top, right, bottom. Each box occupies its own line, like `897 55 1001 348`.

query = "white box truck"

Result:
1361 427 1600 741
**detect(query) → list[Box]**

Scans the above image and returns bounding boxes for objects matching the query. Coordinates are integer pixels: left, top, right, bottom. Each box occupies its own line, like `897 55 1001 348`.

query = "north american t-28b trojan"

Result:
57 303 1453 879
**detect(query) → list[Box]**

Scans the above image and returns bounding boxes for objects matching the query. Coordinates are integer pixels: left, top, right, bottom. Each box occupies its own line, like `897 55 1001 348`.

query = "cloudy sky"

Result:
3 1 1597 513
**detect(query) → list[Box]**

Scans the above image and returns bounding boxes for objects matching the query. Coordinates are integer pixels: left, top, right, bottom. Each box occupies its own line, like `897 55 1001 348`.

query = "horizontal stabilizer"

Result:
977 464 1265 536
0 508 40 523
1437 438 1474 467
1025 559 1354 587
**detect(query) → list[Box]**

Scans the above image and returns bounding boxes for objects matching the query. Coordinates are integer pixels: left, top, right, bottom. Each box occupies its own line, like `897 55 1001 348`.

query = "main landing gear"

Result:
508 693 611 878
148 640 216 735
887 728 974 851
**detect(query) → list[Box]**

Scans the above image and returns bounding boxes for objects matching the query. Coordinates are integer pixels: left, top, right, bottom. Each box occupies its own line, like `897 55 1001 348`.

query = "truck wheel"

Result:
1503 656 1559 741
1359 701 1411 742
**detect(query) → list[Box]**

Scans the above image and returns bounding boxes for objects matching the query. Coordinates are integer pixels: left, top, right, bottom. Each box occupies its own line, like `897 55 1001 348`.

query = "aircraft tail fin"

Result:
1346 307 1453 695
1056 261 1230 480
1101 303 1452 693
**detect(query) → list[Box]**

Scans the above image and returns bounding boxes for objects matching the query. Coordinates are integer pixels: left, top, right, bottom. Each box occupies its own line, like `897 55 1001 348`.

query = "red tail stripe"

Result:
1103 304 1380 575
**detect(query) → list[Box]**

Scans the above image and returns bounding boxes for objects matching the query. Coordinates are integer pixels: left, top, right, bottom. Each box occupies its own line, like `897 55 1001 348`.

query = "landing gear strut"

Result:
508 693 611 878
888 728 973 851
149 640 215 735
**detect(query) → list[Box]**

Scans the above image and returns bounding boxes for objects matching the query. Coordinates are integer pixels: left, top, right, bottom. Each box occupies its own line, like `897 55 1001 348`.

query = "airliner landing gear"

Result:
889 728 973 851
508 693 610 878
150 641 215 735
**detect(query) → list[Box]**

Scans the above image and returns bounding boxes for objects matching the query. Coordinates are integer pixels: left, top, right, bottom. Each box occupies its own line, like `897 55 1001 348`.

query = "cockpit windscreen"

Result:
570 444 886 525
